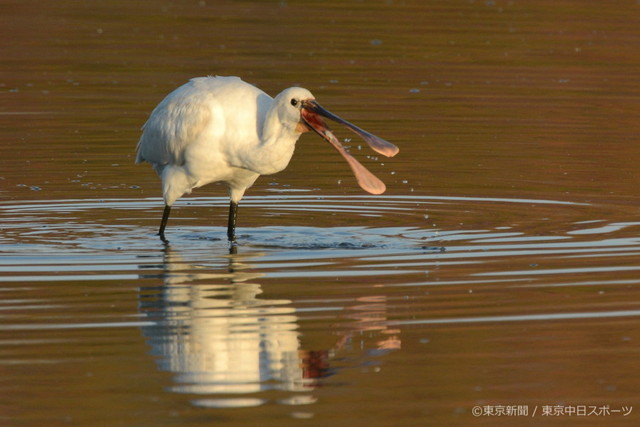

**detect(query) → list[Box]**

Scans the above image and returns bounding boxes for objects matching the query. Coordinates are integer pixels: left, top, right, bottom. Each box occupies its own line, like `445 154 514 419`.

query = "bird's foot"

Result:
158 232 169 245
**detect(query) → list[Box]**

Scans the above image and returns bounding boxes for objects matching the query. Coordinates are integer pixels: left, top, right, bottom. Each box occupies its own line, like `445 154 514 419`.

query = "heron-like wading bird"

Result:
136 76 399 243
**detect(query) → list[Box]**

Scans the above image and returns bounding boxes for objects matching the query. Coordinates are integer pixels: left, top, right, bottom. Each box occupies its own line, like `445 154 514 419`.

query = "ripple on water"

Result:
1 194 638 267
2 194 640 414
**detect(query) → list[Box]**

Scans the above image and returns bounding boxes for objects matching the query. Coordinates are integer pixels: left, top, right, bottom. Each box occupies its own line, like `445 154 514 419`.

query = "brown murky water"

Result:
2 1 640 425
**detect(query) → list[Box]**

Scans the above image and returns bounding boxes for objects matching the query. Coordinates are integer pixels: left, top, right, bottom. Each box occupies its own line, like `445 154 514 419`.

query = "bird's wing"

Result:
136 83 217 168
136 76 271 172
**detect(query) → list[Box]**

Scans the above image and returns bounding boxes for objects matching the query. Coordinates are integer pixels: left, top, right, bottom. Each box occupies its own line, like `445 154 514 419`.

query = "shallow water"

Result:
2 0 640 425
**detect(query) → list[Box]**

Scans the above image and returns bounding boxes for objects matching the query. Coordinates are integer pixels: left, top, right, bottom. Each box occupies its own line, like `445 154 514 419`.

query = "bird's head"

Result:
275 86 399 195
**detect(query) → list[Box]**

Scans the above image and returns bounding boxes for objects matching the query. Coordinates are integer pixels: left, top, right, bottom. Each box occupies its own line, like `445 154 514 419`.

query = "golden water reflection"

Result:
139 247 401 408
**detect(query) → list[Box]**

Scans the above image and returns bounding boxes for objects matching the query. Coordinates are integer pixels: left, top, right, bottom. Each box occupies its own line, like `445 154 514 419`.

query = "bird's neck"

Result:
243 110 300 176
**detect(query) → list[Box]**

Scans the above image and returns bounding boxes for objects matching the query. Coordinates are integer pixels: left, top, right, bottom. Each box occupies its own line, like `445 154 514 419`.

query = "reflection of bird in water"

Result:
135 75 399 242
338 295 402 352
138 246 401 407
139 247 328 404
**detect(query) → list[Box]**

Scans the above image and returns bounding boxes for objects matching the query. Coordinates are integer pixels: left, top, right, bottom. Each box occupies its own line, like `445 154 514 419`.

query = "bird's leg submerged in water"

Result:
157 203 236 242
227 201 238 241
159 205 171 243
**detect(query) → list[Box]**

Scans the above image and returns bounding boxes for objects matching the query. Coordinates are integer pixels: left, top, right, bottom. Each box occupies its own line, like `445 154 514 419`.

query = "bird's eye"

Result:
290 99 298 107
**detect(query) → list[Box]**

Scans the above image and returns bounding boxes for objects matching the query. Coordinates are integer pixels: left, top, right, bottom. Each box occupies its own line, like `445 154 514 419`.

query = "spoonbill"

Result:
136 76 399 242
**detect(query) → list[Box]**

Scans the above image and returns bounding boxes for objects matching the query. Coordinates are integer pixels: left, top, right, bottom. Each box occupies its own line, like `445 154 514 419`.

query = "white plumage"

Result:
136 75 398 242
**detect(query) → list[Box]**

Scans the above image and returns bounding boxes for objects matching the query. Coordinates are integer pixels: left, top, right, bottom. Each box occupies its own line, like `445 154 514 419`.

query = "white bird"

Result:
136 76 399 243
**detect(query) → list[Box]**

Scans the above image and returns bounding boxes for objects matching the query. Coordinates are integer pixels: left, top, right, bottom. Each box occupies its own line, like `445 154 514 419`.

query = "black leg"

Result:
228 243 238 255
159 205 171 243
227 201 238 241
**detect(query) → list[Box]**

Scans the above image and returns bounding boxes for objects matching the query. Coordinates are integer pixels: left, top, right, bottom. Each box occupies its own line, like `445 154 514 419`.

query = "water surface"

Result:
2 1 640 425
